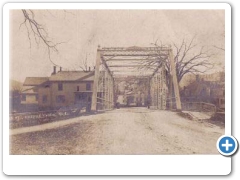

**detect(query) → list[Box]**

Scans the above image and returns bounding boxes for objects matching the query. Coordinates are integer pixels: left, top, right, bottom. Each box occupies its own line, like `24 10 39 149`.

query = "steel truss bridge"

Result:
91 46 182 111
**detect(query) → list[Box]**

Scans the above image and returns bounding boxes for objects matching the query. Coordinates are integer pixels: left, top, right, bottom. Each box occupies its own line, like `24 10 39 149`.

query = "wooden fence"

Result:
10 107 81 129
181 102 217 115
166 98 217 116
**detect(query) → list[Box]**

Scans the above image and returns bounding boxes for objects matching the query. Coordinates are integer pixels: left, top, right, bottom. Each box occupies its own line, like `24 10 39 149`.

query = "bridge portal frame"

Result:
91 46 182 111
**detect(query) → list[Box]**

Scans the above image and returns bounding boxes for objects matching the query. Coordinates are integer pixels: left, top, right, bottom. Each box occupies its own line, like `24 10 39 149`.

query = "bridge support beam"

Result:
169 74 173 110
91 50 101 111
149 64 167 110
92 48 115 111
169 49 182 111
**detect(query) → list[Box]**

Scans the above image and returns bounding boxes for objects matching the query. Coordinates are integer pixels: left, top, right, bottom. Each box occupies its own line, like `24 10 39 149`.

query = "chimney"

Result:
89 67 91 71
60 67 62 72
52 66 56 75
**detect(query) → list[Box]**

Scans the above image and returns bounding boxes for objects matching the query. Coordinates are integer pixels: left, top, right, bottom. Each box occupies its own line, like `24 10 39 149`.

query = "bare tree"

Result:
77 54 95 72
10 80 23 93
139 37 214 83
171 37 214 82
78 54 88 72
20 10 93 71
213 45 225 51
20 10 66 66
213 31 225 51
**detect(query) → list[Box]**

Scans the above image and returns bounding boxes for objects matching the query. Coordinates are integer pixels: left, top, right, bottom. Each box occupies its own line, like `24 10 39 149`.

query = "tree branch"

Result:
20 9 66 66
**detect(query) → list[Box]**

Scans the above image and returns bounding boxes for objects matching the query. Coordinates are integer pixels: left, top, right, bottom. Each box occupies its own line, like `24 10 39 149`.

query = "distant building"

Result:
21 86 39 112
21 67 95 111
181 73 225 109
200 72 225 82
180 71 225 88
116 77 148 107
116 95 126 106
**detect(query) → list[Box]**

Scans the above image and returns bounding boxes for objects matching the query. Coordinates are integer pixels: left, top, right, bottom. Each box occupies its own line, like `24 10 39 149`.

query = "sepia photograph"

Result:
9 8 225 155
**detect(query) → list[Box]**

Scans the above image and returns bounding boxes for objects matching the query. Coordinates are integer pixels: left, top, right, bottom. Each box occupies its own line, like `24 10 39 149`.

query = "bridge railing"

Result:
96 97 115 110
181 102 217 116
166 98 217 116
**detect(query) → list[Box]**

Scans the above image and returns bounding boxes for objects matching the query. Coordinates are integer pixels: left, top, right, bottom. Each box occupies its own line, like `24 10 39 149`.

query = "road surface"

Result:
10 107 224 155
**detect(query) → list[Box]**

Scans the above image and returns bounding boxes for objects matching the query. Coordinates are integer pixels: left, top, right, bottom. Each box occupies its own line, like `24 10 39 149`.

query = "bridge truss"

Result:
91 46 182 111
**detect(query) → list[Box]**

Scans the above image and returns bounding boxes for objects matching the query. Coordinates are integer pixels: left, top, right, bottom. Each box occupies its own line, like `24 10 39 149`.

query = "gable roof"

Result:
49 71 94 81
23 77 49 86
21 86 38 94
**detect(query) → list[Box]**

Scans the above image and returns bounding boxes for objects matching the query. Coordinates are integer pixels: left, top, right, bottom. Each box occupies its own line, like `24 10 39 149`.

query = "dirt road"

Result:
10 108 224 155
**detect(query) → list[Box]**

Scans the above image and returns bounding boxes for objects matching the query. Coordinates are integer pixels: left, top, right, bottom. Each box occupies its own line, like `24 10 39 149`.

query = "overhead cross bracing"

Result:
100 46 169 78
91 46 182 111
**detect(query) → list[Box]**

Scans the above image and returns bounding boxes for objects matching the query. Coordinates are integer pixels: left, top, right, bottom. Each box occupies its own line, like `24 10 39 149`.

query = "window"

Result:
22 94 26 101
78 93 87 101
86 83 91 91
77 86 79 92
35 94 38 101
58 83 63 91
56 95 65 103
42 95 48 103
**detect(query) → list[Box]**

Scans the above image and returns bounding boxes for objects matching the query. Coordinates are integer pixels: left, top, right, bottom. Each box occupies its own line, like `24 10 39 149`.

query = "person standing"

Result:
146 94 151 109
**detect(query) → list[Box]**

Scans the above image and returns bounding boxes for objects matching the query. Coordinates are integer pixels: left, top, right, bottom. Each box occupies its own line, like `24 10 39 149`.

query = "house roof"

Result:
49 71 94 81
23 71 95 86
21 86 35 92
23 77 49 86
21 87 38 94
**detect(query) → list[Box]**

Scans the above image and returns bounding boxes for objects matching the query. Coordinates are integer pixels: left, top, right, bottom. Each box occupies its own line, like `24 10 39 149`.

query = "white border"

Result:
3 3 231 175
3 2 232 9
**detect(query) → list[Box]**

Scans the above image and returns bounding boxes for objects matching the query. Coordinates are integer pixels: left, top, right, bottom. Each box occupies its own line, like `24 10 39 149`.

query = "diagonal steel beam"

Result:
101 56 114 80
150 57 168 78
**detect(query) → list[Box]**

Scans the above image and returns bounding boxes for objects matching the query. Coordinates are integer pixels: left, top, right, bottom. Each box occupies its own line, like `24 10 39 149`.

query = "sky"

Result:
10 9 225 82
